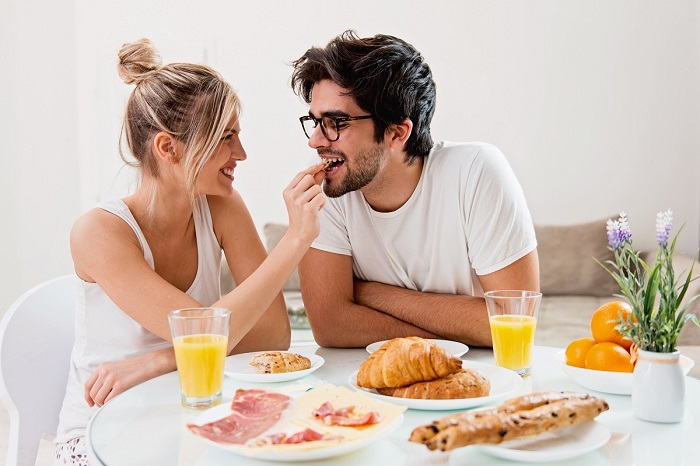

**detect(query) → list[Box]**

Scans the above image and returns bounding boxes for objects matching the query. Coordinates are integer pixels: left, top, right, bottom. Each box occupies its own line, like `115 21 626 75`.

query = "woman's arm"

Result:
84 347 176 407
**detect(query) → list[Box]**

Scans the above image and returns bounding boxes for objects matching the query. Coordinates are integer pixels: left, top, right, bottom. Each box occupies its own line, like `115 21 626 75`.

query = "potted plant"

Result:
599 210 700 422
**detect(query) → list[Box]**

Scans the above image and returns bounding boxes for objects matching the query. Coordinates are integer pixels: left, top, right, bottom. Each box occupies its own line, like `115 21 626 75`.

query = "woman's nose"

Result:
233 142 247 161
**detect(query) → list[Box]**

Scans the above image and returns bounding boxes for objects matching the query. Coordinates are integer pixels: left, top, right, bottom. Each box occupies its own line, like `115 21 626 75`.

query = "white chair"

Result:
0 275 76 466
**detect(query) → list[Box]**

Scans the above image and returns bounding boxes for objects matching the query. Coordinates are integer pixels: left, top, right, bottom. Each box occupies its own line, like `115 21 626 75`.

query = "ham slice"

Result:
187 388 291 445
312 401 381 426
251 428 343 446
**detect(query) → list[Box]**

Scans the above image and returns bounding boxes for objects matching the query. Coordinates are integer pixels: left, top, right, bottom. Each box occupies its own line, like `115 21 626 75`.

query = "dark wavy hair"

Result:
291 30 436 164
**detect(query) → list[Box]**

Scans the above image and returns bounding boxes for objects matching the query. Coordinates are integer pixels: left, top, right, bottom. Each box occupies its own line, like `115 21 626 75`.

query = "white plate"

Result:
191 398 403 461
348 360 523 410
365 339 469 357
477 421 611 462
556 350 694 395
224 351 324 383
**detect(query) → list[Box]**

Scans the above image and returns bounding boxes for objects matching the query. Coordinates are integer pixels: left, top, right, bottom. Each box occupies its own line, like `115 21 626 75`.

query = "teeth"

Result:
221 168 234 177
320 157 344 169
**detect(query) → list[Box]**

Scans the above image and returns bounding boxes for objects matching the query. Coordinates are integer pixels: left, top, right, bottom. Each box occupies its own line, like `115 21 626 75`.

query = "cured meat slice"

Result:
312 401 381 426
230 388 290 417
187 389 291 445
251 428 343 446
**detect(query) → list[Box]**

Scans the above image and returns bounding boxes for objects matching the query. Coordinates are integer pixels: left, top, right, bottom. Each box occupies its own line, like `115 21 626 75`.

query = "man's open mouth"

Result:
321 157 344 171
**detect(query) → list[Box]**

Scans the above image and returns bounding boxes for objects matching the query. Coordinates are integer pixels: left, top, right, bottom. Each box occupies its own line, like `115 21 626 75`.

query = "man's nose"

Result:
307 124 330 149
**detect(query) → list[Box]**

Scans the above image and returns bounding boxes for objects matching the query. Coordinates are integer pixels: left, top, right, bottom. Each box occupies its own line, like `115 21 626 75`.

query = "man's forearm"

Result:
307 299 438 348
353 280 492 347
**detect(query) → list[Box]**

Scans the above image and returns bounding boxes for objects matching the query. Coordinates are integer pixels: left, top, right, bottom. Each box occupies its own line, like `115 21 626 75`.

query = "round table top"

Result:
87 344 700 466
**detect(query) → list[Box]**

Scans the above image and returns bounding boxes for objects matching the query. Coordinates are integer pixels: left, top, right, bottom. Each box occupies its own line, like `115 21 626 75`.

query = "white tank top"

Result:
55 195 222 442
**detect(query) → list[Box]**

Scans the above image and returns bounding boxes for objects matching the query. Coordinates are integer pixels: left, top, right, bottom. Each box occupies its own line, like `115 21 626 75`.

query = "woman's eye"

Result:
222 134 233 141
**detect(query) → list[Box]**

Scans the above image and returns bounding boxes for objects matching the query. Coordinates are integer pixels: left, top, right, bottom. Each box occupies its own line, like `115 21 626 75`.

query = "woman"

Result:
53 38 325 465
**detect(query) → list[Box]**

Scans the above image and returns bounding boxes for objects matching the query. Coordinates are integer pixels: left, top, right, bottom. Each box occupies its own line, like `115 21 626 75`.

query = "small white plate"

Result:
190 397 404 461
348 360 523 410
556 350 695 395
365 339 469 357
477 421 611 463
224 351 324 383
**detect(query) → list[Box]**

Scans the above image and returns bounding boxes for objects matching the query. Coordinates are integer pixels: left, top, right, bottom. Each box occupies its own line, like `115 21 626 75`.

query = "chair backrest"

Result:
0 275 76 466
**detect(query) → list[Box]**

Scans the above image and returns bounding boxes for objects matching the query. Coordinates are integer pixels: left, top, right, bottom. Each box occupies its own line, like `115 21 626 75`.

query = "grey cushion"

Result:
263 223 300 291
535 218 620 297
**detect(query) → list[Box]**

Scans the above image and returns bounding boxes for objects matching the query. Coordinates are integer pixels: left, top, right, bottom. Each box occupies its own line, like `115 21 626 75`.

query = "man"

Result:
291 30 539 348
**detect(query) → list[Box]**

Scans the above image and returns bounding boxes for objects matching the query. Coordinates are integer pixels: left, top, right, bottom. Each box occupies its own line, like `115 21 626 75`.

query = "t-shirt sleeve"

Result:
310 198 353 256
464 145 537 275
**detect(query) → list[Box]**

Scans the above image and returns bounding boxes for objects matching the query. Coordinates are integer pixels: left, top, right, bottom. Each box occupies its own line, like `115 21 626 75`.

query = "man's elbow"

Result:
307 320 337 347
305 310 339 347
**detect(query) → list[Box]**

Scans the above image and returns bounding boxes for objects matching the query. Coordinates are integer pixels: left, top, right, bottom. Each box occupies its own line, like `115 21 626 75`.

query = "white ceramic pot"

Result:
632 349 685 423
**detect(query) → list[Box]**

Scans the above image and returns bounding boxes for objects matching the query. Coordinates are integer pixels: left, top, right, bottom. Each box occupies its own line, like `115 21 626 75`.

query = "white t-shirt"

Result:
311 141 537 296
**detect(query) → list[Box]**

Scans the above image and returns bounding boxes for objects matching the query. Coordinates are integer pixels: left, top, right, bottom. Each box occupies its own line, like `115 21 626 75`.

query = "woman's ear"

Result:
387 118 413 149
152 132 180 164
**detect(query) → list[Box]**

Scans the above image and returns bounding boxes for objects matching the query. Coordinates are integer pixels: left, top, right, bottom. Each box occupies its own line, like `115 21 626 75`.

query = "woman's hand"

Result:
84 347 176 407
282 163 326 246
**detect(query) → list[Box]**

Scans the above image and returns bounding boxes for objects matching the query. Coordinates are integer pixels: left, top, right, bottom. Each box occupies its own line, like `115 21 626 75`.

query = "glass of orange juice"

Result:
484 290 542 377
168 307 230 409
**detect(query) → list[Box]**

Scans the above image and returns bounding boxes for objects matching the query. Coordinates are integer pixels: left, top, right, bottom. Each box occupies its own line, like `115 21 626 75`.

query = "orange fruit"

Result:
584 342 634 372
590 301 634 349
565 337 597 368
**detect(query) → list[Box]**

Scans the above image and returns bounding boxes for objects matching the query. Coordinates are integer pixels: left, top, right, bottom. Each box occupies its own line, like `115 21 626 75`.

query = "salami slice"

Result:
187 388 291 445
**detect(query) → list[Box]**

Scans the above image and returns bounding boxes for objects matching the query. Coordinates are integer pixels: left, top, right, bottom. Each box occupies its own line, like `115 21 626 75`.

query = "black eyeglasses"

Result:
299 114 373 142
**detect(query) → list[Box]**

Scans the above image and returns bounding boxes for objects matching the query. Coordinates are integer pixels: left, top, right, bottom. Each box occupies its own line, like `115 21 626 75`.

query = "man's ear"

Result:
387 118 413 149
152 132 179 164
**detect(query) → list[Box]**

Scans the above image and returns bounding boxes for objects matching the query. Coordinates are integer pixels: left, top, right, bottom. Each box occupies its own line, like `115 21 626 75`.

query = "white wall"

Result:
2 0 699 313
1 1 79 312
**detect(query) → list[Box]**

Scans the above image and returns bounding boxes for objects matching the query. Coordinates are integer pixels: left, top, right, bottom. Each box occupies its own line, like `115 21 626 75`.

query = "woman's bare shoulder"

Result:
70 206 143 278
71 206 136 243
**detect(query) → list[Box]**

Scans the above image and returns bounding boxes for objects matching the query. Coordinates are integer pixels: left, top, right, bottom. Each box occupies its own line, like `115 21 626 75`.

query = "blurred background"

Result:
1 0 699 313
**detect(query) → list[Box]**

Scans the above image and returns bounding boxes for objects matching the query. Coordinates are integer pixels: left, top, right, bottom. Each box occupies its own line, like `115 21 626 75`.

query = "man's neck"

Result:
361 156 424 213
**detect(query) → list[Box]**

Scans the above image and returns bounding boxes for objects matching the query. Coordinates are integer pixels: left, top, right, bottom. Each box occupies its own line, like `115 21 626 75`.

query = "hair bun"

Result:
118 38 163 85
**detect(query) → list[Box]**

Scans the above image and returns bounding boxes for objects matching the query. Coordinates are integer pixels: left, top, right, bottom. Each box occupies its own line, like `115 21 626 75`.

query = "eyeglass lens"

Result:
302 117 339 141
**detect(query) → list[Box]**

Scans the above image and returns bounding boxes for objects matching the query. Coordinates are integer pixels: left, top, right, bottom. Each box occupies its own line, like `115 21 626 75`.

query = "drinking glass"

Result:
168 307 230 409
484 290 542 377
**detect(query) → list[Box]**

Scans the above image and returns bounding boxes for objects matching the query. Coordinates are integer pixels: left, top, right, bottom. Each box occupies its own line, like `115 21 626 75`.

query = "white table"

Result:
86 345 700 465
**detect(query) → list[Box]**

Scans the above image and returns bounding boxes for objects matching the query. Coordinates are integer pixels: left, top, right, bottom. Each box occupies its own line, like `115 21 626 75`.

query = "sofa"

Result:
221 218 700 377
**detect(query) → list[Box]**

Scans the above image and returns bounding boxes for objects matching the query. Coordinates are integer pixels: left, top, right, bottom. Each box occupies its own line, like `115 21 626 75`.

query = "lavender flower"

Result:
607 212 632 250
656 209 673 247
598 209 700 353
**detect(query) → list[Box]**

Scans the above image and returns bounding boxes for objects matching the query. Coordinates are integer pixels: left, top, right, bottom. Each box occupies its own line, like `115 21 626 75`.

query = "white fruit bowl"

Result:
555 350 694 395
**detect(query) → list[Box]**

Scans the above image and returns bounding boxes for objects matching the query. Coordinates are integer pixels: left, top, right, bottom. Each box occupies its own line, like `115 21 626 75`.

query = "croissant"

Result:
357 337 463 389
376 369 490 400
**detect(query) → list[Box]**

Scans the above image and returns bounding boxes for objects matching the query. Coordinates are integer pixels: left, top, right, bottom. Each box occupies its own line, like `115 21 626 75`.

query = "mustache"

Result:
317 149 346 158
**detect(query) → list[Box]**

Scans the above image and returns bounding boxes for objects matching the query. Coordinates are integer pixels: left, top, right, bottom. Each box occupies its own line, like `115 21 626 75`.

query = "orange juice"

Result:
489 315 537 373
173 334 227 398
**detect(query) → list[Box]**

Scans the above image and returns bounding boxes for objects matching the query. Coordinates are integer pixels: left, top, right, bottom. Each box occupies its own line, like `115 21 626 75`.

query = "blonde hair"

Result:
117 38 240 217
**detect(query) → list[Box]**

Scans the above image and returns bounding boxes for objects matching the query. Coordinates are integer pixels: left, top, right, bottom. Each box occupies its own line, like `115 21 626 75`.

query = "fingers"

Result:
84 372 98 407
313 168 326 186
288 163 325 189
84 367 119 407
284 168 326 209
91 381 114 407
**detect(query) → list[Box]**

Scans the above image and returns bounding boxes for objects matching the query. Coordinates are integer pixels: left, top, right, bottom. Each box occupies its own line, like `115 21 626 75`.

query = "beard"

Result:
322 145 384 198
